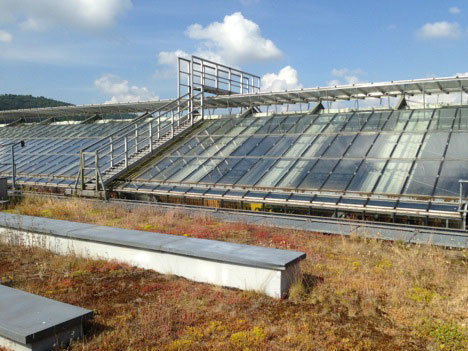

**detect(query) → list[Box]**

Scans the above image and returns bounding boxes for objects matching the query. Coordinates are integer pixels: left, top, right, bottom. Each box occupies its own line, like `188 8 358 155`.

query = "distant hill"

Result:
0 94 73 111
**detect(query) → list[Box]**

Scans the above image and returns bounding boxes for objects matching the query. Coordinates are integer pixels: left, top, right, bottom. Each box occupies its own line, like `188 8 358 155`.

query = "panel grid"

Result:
132 106 468 199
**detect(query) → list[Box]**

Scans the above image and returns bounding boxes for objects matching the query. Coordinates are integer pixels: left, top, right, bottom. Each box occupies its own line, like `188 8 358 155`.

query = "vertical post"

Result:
228 69 231 93
124 136 128 168
80 151 85 190
240 73 244 94
177 57 180 100
94 151 99 191
463 204 467 231
201 87 204 121
157 113 160 139
460 181 463 207
11 145 15 191
135 123 138 153
177 58 181 116
215 64 218 90
149 122 153 151
171 110 174 138
109 137 113 168
190 58 194 118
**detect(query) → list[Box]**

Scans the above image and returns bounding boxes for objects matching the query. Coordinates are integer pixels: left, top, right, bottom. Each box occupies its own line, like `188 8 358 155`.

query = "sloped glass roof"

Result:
0 123 129 185
129 106 468 200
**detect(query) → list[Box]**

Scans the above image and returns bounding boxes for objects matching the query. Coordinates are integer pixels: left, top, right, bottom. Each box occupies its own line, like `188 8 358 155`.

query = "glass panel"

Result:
186 136 220 155
392 133 423 158
345 134 376 157
405 109 433 131
266 136 299 156
198 136 235 157
435 161 468 198
275 116 297 133
323 135 354 158
374 160 412 194
298 159 338 189
304 114 333 134
403 160 440 196
302 135 335 158
169 158 206 182
217 158 258 185
446 133 468 159
180 159 216 183
362 111 391 131
241 118 266 135
230 136 263 156
347 160 386 193
419 133 448 159
236 159 276 186
147 157 188 181
249 136 282 156
216 136 250 157
367 134 399 158
256 159 295 187
453 107 468 130
283 135 317 158
200 158 242 184
429 108 456 130
383 110 412 131
321 159 361 191
324 113 351 132
342 112 370 131
277 159 317 188
256 116 288 134
288 115 315 133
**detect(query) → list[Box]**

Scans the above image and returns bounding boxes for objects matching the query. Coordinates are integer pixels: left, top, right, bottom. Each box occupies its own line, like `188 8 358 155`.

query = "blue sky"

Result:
0 0 467 105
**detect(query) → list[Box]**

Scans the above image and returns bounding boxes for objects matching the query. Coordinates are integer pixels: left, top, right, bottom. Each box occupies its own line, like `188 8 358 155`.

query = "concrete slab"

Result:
0 212 306 298
0 213 305 271
0 285 92 351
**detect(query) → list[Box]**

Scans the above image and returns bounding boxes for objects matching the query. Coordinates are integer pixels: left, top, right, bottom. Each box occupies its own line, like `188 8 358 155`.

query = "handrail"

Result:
76 91 203 191
80 92 192 153
93 92 200 154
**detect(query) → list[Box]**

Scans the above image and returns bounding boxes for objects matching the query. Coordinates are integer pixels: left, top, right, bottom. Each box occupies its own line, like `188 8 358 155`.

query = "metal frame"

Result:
0 140 25 190
2 75 468 122
75 92 203 191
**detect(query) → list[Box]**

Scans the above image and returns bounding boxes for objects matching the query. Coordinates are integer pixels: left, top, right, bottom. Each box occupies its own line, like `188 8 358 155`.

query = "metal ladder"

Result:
75 91 203 192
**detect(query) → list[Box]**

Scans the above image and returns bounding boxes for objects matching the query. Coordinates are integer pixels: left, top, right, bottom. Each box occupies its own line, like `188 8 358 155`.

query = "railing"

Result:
76 92 202 190
178 56 260 98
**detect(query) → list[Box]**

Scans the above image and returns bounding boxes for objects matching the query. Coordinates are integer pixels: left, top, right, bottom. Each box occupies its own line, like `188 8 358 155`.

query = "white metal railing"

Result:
178 56 260 98
76 92 202 191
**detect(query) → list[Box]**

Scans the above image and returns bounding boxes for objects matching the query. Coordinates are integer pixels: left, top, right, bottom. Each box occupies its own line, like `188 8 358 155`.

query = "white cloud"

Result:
417 21 462 39
0 0 132 32
328 68 367 86
261 66 302 92
95 74 158 103
0 30 12 42
158 50 190 67
449 6 461 14
184 12 282 66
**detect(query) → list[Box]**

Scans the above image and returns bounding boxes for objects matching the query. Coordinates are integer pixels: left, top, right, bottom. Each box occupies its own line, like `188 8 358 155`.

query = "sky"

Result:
0 0 468 105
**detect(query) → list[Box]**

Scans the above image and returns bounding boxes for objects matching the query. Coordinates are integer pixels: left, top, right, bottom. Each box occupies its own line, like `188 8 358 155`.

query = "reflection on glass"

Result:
403 160 440 196
256 159 295 187
367 134 399 158
347 160 386 192
392 133 423 158
298 159 338 189
435 161 468 198
322 159 361 191
419 133 448 159
374 160 412 194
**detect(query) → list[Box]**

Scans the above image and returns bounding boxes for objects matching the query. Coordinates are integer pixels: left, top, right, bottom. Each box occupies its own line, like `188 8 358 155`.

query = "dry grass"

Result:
1 196 468 350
